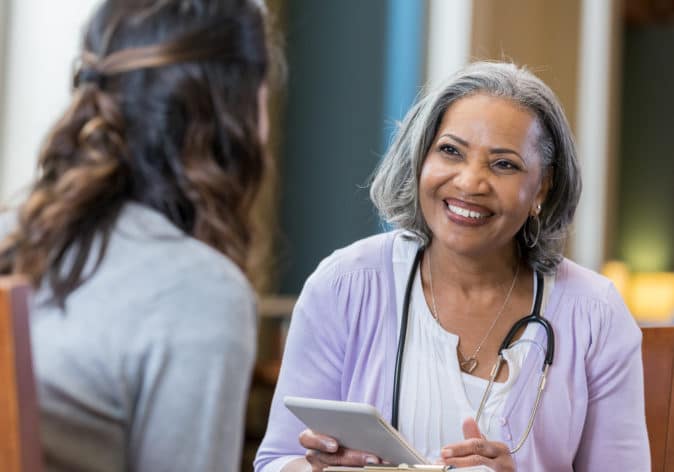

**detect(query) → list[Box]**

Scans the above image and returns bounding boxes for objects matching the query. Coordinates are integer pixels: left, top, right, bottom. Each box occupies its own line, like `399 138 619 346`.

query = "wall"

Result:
278 0 426 293
0 1 8 181
0 0 100 202
471 0 581 131
616 25 674 272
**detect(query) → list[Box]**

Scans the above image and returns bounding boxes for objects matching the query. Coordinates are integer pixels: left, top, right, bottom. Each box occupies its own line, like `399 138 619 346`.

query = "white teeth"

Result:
447 204 487 219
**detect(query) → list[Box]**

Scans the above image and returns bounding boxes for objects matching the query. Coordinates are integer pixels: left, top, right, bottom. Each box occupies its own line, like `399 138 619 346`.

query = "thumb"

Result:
462 417 484 440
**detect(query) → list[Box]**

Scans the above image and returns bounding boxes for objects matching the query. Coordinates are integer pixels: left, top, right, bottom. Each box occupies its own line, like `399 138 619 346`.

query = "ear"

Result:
532 168 552 216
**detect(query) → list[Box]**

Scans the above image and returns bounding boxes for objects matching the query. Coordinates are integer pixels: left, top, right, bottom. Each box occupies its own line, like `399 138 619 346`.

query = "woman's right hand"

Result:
299 429 381 471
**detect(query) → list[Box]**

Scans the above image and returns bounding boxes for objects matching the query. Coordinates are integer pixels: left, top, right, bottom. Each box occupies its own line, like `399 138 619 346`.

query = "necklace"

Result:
427 250 520 374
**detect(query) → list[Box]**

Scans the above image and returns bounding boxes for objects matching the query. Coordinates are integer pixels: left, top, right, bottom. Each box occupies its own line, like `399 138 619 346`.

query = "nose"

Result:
453 159 490 195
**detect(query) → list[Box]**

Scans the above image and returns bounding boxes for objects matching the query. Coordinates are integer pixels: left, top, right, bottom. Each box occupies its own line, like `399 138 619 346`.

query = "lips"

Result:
443 198 494 224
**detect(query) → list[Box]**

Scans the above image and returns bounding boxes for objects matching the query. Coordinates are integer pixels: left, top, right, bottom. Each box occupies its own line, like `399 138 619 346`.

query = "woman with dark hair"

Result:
256 62 649 471
0 0 271 470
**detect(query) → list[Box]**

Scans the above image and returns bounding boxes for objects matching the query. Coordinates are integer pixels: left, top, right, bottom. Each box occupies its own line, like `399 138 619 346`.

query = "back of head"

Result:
370 61 582 274
0 0 270 305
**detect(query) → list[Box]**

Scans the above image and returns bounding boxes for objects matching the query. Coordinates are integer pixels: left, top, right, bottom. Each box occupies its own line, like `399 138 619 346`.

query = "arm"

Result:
573 284 650 470
125 277 257 472
254 265 382 472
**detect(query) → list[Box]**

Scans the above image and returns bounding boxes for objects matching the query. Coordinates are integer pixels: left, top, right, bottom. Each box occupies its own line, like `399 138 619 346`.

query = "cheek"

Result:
418 155 445 196
418 158 443 221
505 179 540 218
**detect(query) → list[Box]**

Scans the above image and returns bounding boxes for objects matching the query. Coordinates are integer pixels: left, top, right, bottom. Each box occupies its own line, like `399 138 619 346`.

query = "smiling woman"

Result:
255 62 649 472
418 94 550 261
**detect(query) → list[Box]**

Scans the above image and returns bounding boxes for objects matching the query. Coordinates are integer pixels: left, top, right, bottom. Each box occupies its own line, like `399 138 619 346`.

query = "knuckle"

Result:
495 441 510 453
339 449 362 465
471 438 485 453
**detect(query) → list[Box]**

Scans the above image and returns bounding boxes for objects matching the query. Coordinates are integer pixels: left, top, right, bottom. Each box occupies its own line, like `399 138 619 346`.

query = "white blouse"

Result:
392 233 553 461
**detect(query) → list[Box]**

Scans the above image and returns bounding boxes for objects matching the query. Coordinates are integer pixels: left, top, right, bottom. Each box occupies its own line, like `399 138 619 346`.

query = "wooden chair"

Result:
642 326 674 471
0 277 42 472
242 295 296 471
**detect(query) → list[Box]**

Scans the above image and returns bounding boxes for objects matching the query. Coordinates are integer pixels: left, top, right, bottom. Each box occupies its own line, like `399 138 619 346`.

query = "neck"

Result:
426 239 521 294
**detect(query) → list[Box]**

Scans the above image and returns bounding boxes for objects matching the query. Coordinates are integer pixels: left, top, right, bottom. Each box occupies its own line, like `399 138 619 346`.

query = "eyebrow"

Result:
442 133 523 160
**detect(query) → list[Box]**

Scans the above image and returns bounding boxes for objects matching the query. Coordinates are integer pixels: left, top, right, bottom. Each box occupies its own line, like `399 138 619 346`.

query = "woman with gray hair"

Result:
256 62 649 471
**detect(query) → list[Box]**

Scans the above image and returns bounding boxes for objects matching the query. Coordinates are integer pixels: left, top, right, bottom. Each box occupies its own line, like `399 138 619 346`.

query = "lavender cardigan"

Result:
255 232 650 471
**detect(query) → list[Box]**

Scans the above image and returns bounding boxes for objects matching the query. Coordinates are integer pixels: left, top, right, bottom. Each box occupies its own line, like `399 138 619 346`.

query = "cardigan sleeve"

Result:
573 283 650 470
254 263 351 472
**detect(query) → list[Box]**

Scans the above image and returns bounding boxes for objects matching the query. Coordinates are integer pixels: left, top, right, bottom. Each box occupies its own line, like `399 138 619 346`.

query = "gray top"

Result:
4 203 256 471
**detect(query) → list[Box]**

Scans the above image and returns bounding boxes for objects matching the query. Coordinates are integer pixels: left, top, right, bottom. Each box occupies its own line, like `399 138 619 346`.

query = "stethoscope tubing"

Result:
391 247 424 430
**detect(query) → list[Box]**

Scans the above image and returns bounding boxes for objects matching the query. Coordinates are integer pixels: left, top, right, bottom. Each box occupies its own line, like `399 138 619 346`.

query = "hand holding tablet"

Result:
284 396 427 465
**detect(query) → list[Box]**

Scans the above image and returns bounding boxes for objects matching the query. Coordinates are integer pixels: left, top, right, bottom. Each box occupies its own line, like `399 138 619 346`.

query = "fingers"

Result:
299 429 381 470
439 454 493 470
441 438 510 460
305 448 380 468
462 417 484 440
439 439 514 472
299 429 339 453
437 420 513 471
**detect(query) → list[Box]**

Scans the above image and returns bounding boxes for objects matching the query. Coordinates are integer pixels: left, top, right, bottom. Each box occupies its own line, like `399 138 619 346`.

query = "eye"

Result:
492 159 520 172
439 143 461 158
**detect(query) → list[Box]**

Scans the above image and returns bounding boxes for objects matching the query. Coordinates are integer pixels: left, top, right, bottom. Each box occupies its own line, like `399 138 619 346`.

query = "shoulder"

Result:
554 258 614 303
307 230 400 286
63 204 256 336
291 231 401 327
137 238 256 333
121 243 256 356
112 202 253 295
552 258 640 348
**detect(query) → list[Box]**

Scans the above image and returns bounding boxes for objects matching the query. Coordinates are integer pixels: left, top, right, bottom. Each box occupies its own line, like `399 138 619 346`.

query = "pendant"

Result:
460 357 478 374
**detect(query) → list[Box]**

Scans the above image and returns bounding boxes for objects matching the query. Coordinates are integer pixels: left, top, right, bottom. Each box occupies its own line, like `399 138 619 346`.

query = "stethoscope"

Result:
391 247 555 454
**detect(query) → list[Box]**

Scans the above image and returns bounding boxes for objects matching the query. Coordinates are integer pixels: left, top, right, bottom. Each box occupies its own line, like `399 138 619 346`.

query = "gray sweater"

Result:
12 203 256 471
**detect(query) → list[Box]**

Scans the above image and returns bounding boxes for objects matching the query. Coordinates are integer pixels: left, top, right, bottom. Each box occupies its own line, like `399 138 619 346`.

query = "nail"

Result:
365 455 380 464
444 448 453 457
322 439 338 452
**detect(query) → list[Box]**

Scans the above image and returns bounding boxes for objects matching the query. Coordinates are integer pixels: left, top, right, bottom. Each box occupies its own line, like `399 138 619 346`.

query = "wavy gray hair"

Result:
370 61 582 274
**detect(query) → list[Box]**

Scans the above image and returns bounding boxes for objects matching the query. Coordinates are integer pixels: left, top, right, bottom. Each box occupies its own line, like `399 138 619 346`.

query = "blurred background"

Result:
1 0 673 468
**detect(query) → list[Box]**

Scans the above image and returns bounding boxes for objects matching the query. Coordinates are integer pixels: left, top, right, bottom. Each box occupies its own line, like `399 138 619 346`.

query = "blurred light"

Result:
621 223 671 272
601 260 630 300
628 272 674 322
602 261 674 323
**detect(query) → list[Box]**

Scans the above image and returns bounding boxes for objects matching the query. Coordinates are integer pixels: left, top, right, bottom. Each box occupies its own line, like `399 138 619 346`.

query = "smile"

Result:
442 198 494 227
446 204 489 219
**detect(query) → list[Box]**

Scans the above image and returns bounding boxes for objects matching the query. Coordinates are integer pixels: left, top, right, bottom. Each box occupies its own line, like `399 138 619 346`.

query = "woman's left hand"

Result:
437 418 515 471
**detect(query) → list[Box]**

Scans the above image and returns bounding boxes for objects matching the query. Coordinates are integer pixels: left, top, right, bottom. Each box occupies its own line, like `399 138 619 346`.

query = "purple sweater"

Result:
255 232 650 471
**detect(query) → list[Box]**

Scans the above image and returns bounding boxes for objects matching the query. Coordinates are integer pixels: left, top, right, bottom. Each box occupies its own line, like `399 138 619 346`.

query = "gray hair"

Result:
370 61 582 274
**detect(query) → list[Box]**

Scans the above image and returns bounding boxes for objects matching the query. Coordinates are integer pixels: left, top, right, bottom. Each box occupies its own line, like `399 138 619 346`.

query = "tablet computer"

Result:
284 396 428 465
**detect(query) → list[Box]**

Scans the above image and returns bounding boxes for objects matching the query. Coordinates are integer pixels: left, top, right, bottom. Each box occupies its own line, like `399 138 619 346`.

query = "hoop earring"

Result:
524 215 541 248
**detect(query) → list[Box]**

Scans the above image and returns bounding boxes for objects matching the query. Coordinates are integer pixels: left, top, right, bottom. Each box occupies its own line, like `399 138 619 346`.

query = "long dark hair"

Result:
0 0 270 305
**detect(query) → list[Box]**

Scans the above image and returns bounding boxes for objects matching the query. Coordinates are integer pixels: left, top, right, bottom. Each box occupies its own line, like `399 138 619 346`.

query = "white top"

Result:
392 233 553 461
